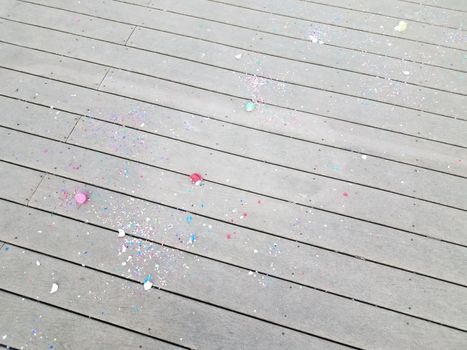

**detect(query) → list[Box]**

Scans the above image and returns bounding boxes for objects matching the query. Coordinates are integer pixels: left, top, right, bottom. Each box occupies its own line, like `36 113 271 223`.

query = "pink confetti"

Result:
189 173 203 185
343 192 349 197
74 191 89 205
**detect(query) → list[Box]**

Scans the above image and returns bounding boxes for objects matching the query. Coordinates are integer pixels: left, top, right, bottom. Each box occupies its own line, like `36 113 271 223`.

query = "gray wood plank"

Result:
4 17 466 120
4 86 466 212
2 127 467 268
0 0 135 44
0 245 345 350
24 174 467 324
69 117 467 210
206 0 467 50
402 0 467 12
0 41 108 89
3 126 467 246
8 1 465 97
100 69 467 149
1 105 465 289
6 136 466 286
1 67 466 181
127 26 467 96
0 291 180 350
2 14 464 123
0 161 44 204
20 0 467 72
0 96 79 140
1 219 466 349
296 0 467 28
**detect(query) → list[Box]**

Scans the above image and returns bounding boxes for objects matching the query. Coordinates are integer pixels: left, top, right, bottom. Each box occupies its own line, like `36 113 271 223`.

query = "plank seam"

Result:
14 1 467 76
204 0 467 52
0 288 191 350
124 25 138 46
3 239 466 340
26 172 46 206
0 245 364 349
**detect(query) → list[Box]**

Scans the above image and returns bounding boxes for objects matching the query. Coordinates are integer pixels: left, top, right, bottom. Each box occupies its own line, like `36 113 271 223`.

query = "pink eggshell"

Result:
74 192 89 205
189 173 203 185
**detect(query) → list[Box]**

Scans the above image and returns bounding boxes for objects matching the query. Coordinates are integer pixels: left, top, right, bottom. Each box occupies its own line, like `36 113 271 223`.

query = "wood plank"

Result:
69 117 467 210
24 174 467 323
2 14 464 124
127 26 467 96
1 67 466 181
0 42 109 89
0 0 135 44
3 87 466 212
8 1 465 97
3 126 467 246
0 291 181 350
100 69 467 148
206 0 467 51
20 0 467 72
2 110 465 288
0 245 346 350
0 162 44 204
4 136 466 286
0 96 79 141
2 127 467 272
3 17 466 121
295 0 467 29
1 222 466 348
401 0 467 12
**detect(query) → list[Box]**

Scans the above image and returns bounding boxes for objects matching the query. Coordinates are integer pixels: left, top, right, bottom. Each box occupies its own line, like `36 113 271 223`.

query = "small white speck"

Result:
144 280 153 291
361 155 368 160
117 229 125 238
50 283 59 294
36 260 41 266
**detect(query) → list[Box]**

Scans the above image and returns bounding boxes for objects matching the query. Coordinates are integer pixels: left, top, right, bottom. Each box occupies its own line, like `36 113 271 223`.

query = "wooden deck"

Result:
0 0 466 349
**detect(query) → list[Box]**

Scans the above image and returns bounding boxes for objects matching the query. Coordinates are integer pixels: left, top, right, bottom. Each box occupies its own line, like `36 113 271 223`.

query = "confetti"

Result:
143 275 153 290
50 283 59 294
234 53 242 60
394 21 407 32
36 260 41 266
117 229 126 238
244 101 256 112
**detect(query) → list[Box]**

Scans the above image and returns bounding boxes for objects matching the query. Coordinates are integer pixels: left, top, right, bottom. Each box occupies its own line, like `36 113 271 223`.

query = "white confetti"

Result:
50 283 59 294
234 53 242 60
143 280 153 291
361 155 368 160
2 335 7 340
402 70 410 76
394 21 407 32
36 260 41 266
117 229 126 238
